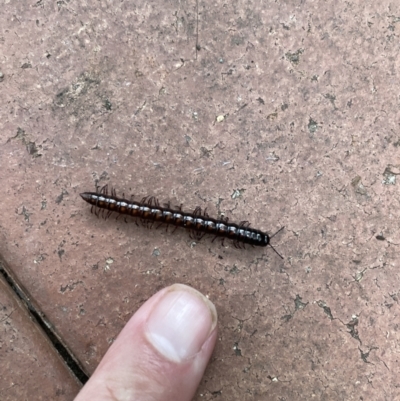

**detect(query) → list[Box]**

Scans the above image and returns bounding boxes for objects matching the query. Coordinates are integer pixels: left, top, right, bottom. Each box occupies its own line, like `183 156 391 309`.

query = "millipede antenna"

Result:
269 226 284 259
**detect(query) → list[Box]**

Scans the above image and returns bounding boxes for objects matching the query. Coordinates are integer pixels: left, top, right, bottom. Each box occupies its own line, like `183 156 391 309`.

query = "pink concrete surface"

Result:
1 0 400 400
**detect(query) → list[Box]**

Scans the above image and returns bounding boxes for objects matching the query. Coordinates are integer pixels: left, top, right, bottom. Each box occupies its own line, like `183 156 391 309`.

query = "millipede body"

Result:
80 186 283 257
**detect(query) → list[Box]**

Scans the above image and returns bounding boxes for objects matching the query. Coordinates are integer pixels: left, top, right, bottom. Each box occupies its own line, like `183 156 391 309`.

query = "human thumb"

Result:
74 283 218 401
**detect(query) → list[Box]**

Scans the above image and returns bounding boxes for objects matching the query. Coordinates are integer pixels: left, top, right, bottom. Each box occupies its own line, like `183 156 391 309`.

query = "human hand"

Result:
74 284 218 401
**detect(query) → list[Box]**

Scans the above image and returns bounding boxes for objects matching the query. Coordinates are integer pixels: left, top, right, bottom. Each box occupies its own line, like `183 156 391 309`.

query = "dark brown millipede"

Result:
80 185 283 258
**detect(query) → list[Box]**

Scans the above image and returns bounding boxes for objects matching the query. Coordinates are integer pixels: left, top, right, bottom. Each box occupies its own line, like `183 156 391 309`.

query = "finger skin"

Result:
74 284 218 401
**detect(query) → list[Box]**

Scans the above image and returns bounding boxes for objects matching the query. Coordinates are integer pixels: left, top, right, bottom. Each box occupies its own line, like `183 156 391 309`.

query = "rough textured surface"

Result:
1 0 400 399
0 260 81 401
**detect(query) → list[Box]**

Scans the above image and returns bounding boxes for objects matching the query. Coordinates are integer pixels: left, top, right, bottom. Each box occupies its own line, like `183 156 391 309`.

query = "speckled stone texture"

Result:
1 0 400 400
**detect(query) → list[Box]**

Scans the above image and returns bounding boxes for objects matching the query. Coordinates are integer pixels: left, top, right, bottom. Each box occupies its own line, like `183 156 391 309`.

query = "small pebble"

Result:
0 71 4 82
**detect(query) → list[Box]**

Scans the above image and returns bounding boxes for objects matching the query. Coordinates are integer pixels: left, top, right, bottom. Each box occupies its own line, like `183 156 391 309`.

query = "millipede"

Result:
80 185 284 258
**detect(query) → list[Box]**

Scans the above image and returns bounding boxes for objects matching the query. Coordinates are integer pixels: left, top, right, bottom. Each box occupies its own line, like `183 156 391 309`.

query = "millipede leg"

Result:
239 220 250 228
100 184 108 195
193 206 201 216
